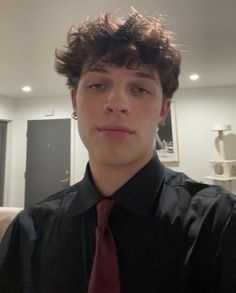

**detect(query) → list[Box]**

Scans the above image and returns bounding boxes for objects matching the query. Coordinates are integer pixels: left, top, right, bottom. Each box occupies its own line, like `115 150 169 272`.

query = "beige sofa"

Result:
0 207 23 241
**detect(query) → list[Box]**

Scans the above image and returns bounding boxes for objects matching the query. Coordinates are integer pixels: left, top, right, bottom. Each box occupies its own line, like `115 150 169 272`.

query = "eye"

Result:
87 83 105 91
132 86 151 96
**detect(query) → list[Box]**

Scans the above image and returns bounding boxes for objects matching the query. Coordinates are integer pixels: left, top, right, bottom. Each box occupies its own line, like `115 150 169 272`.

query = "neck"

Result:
89 152 153 197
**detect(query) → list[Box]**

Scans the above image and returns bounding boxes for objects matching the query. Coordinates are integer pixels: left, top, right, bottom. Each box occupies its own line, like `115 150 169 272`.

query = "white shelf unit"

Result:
204 125 236 192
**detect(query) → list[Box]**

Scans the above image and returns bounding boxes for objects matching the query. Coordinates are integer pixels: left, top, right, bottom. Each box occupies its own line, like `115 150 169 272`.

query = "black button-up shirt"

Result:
0 154 236 292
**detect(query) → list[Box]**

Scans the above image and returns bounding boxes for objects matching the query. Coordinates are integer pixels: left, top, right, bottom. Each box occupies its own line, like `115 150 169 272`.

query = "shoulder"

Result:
161 167 236 228
163 167 235 203
0 182 85 259
25 182 83 227
4 182 82 240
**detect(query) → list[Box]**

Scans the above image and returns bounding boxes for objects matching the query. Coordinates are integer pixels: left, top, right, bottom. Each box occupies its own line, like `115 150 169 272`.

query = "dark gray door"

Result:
25 119 71 209
0 121 7 206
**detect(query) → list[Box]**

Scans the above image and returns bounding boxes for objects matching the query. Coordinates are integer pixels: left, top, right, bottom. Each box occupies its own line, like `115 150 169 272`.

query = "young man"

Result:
0 11 236 293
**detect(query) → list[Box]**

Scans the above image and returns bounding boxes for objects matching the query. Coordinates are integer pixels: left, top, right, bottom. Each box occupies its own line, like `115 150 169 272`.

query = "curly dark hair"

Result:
55 11 181 99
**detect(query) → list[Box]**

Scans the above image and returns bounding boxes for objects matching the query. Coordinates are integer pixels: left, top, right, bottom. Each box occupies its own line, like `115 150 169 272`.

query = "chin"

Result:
97 154 132 167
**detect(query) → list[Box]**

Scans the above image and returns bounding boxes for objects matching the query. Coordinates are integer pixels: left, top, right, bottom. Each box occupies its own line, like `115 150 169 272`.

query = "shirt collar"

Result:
112 152 165 217
68 152 165 218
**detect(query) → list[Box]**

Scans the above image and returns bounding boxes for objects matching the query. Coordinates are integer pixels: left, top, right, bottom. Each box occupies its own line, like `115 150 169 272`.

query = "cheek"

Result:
141 106 161 130
146 116 159 135
77 100 99 137
77 98 93 119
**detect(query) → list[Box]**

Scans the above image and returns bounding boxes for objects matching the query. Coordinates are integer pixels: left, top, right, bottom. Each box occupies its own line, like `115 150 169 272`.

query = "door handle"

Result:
60 170 70 186
59 178 69 183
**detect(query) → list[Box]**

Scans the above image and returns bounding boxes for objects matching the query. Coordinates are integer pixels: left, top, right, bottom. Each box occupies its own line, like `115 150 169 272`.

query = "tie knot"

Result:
96 199 114 226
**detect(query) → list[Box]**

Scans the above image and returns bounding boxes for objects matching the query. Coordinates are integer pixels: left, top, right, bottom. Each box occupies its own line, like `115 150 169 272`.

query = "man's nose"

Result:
104 88 131 114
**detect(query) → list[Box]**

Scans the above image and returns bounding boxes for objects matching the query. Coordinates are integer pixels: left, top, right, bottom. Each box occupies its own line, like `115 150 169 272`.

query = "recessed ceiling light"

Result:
22 86 32 92
190 74 199 81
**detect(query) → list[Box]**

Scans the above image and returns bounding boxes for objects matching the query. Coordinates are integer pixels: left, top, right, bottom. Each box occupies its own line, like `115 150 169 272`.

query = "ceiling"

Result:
0 0 236 98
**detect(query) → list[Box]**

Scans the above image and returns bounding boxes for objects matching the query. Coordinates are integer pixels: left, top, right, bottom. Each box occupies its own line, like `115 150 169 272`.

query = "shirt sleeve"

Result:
0 211 36 292
218 202 236 292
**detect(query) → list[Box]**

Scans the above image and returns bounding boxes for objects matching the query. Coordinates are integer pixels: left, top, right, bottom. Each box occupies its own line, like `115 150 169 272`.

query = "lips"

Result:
97 125 135 136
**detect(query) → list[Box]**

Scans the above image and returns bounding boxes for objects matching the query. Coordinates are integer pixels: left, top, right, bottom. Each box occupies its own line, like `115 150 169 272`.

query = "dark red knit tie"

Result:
88 199 121 293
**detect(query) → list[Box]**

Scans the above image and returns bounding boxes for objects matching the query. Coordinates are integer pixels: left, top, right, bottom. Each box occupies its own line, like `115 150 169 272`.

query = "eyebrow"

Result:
133 71 158 81
88 67 109 74
86 66 159 82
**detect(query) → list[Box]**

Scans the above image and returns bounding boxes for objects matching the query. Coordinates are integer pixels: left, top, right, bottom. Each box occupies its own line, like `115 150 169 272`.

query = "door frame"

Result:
0 121 8 206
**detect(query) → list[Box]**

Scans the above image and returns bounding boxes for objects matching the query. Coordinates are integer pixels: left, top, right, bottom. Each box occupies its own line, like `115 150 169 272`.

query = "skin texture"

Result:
71 63 171 196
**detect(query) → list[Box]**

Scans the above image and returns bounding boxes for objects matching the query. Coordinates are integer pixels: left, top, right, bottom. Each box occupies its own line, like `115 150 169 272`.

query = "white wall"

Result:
172 85 236 194
1 85 236 207
0 95 16 119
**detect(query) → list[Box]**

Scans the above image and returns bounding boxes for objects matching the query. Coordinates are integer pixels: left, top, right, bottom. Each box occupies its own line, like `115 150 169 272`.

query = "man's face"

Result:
71 63 171 168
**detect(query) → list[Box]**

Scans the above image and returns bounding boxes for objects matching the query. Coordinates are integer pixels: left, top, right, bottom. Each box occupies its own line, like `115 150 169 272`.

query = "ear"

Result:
160 98 171 121
70 88 77 112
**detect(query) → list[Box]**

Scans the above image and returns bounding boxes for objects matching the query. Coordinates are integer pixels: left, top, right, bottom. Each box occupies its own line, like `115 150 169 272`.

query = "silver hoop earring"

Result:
71 112 78 120
159 120 166 127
